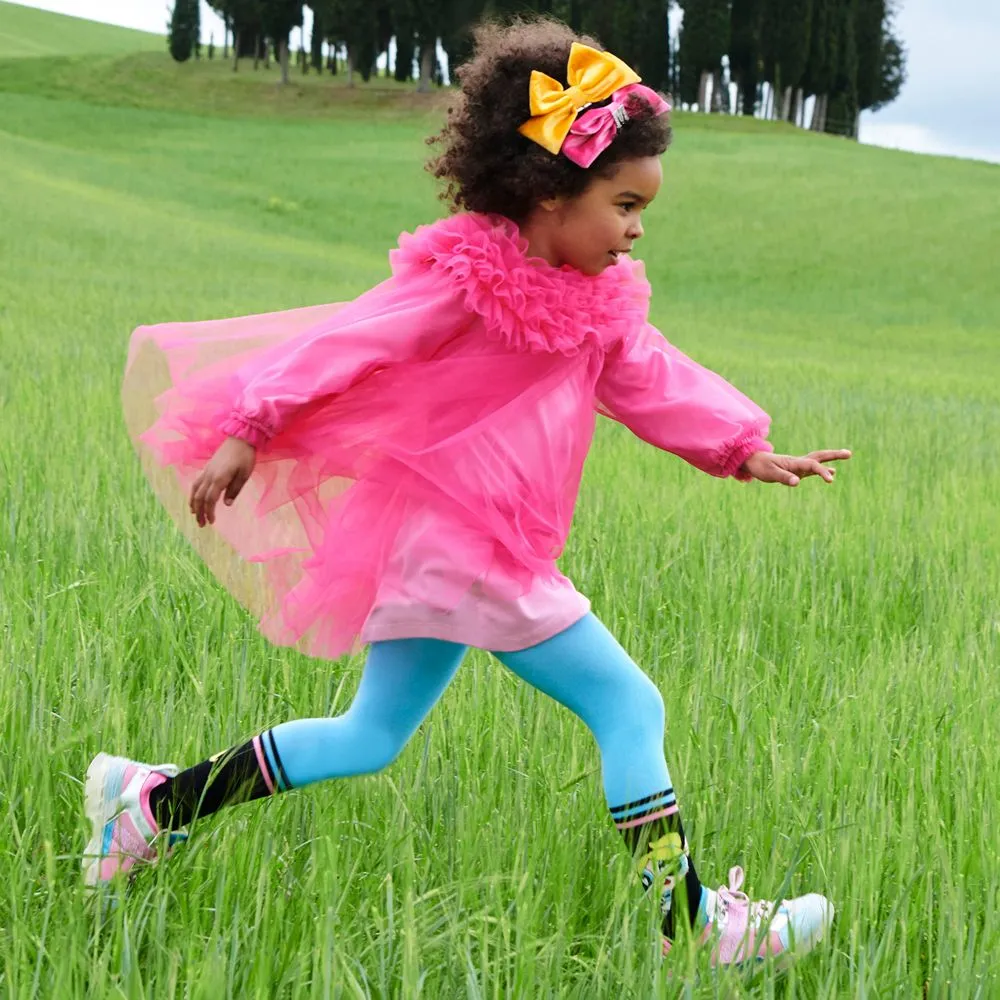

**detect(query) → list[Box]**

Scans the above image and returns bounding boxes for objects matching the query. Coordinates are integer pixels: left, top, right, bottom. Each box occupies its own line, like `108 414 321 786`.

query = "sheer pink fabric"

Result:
123 213 770 659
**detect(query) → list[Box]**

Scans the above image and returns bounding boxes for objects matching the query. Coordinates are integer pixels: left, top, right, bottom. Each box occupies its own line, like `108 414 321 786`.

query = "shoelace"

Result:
714 867 775 933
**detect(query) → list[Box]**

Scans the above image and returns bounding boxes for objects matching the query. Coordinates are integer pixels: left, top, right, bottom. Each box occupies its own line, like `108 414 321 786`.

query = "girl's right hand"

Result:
189 437 257 527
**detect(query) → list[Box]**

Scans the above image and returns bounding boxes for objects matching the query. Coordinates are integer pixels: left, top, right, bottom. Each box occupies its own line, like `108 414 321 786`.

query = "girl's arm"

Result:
595 323 772 480
188 271 466 526
222 269 466 448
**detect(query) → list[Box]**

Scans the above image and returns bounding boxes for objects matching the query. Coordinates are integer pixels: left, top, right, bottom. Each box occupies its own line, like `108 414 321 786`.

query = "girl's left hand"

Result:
741 449 852 486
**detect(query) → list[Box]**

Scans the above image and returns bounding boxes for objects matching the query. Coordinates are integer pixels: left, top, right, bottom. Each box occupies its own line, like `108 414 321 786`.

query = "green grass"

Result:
2 35 1000 999
0 2 163 59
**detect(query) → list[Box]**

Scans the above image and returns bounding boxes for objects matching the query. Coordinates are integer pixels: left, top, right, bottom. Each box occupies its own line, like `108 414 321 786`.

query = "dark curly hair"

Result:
427 18 672 223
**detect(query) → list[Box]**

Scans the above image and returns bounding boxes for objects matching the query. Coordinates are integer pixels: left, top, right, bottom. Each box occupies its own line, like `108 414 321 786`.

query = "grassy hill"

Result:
1 12 999 998
0 1 163 58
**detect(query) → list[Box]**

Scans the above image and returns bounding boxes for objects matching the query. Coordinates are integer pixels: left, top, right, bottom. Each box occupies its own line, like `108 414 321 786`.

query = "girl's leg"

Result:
85 637 466 885
85 637 465 885
492 613 703 940
148 637 468 828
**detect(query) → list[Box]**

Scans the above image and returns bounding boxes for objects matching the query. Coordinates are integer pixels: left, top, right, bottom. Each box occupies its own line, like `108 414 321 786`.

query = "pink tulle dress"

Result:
124 213 772 659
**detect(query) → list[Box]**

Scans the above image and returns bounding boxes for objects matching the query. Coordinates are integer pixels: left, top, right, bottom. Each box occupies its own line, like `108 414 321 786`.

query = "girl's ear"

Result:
538 196 564 213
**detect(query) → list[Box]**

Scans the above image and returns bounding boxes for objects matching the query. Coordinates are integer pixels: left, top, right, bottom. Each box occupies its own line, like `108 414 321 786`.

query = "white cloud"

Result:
859 120 1000 164
11 0 245 46
866 0 999 149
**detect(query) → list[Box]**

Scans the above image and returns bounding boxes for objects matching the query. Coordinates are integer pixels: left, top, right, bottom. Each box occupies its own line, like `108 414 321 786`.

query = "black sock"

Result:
610 787 704 940
148 731 288 829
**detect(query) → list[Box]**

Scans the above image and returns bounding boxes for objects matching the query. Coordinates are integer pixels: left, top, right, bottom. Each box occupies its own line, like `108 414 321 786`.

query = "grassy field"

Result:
1 9 999 998
0 2 163 58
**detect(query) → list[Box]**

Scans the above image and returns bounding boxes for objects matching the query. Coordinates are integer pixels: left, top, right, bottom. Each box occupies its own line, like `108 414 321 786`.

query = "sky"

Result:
11 0 1000 165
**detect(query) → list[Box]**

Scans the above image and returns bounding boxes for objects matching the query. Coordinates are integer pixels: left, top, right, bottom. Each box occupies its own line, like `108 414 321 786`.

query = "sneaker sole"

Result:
82 752 128 887
767 900 836 973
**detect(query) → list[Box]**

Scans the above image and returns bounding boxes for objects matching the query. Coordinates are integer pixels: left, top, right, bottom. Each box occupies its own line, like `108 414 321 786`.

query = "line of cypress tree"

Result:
309 4 323 71
870 22 905 110
678 0 730 109
824 0 859 135
187 0 906 128
854 0 885 111
730 0 763 115
168 0 198 62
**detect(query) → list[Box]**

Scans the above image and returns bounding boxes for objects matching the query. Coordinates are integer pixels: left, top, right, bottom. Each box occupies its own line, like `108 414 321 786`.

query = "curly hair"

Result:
426 18 672 223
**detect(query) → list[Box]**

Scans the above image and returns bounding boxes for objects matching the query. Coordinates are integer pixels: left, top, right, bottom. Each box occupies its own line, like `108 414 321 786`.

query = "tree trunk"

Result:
698 69 712 111
781 85 793 121
819 94 828 132
792 87 803 126
712 69 727 112
279 38 289 85
346 48 355 87
223 19 229 59
417 43 434 93
568 0 582 32
810 93 822 130
253 36 259 70
233 31 240 72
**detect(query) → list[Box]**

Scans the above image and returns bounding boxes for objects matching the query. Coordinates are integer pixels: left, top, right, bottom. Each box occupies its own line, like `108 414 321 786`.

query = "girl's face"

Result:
522 156 663 276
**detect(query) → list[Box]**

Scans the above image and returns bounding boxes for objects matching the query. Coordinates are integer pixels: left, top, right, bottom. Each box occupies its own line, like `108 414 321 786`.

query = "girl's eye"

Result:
619 203 636 213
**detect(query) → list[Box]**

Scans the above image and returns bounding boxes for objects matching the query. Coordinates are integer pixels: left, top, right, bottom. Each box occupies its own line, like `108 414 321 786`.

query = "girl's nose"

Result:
627 218 644 240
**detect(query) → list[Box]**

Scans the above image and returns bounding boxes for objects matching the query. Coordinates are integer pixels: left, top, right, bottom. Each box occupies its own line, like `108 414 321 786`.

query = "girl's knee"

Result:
591 672 664 746
632 675 665 737
343 717 412 774
364 733 408 772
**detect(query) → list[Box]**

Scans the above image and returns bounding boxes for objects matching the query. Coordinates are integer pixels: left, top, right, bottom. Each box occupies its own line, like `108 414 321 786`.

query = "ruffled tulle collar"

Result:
389 212 650 356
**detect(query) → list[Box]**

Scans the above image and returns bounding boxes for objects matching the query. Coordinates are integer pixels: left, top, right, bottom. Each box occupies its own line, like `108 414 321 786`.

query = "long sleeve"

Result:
221 269 467 447
595 323 773 480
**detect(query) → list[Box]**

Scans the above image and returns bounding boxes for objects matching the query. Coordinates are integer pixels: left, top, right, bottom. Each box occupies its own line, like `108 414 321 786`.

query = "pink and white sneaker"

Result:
663 867 834 972
82 752 187 887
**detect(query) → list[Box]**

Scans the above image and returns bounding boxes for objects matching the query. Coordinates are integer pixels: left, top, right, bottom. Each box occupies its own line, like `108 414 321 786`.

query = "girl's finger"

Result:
813 461 835 482
191 482 207 524
798 459 832 481
189 474 204 514
204 482 223 525
195 477 218 526
807 449 852 463
224 473 245 505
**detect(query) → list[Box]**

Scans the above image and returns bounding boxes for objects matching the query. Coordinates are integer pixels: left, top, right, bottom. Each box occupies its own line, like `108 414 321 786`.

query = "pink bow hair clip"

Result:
561 83 671 169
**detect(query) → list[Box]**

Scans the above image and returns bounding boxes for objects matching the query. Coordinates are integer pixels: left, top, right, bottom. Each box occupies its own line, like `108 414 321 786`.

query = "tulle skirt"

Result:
123 304 593 659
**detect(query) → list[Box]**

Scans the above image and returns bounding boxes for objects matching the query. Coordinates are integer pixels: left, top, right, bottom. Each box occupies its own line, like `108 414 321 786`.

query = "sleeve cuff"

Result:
220 411 273 448
723 433 773 481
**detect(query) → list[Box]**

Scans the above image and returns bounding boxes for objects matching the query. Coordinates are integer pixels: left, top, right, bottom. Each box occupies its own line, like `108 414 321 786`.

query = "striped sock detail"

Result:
251 736 276 795
263 729 292 792
252 731 292 794
609 789 705 942
610 787 678 829
150 735 283 828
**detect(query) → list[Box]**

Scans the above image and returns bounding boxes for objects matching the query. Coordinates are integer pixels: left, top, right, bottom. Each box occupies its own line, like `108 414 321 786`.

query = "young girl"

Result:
90 17 850 971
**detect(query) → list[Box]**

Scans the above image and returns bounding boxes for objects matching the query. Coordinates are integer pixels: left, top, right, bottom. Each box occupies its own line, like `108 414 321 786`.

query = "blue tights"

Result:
265 613 672 809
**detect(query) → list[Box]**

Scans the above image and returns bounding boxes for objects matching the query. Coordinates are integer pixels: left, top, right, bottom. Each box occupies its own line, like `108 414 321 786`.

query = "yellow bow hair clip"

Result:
518 42 641 156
